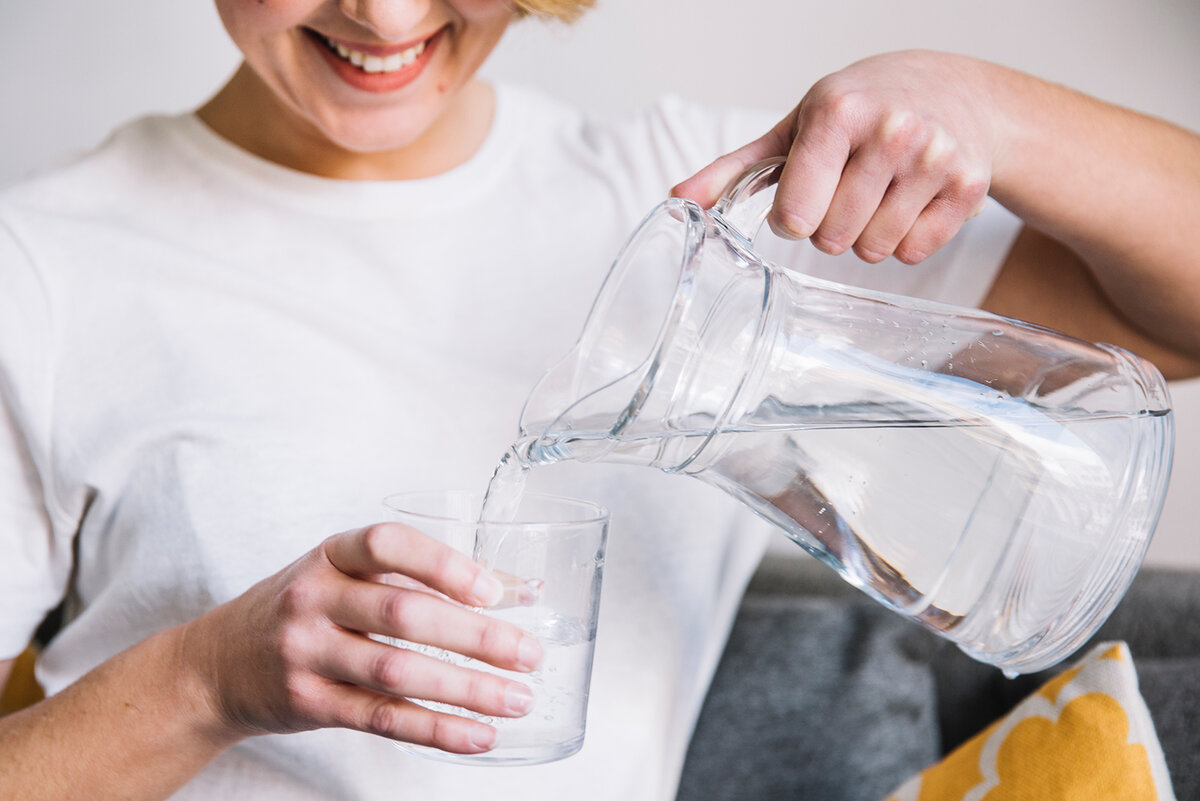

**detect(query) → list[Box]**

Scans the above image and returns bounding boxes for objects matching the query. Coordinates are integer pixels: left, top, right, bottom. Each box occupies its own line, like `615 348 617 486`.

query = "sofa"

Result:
676 554 1200 800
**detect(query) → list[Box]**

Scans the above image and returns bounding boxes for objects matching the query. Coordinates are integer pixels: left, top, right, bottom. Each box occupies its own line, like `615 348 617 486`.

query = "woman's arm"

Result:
0 523 542 801
983 226 1200 380
0 626 235 800
673 50 1200 377
982 64 1200 376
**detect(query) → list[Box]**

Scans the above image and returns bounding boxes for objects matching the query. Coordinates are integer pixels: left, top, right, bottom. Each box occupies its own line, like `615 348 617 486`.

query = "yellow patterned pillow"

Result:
883 641 1175 801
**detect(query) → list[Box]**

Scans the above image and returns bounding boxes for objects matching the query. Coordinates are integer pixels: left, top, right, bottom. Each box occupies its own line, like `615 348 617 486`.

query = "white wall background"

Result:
2 0 1197 567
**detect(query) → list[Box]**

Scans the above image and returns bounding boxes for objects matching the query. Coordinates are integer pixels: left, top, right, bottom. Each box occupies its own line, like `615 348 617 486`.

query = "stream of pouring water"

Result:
474 441 543 601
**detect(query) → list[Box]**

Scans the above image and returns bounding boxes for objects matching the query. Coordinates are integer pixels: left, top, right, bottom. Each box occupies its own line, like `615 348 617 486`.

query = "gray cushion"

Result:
678 557 1200 801
676 595 940 801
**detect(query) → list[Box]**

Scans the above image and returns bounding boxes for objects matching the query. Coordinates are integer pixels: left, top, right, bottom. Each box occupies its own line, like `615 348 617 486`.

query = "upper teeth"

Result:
324 36 426 74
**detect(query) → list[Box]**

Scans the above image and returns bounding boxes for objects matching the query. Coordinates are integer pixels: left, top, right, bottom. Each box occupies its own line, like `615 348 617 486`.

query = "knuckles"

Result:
369 647 416 691
358 522 402 565
377 585 420 628
460 671 494 712
279 669 325 722
804 82 869 134
949 169 990 207
365 698 408 738
276 575 325 621
473 618 514 664
273 616 320 667
362 699 452 749
877 109 923 158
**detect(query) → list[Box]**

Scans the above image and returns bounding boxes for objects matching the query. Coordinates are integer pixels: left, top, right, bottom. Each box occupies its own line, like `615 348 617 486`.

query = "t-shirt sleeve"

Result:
650 94 782 178
0 216 70 659
591 93 782 203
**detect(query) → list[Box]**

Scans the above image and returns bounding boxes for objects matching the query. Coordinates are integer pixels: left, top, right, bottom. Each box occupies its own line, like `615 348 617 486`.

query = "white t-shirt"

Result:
0 83 1020 800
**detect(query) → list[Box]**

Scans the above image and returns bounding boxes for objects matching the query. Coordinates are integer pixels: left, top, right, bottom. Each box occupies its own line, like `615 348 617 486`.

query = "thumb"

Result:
670 114 795 208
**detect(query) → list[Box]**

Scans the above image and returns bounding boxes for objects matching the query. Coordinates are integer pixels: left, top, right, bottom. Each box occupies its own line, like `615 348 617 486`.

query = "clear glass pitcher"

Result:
516 157 1174 675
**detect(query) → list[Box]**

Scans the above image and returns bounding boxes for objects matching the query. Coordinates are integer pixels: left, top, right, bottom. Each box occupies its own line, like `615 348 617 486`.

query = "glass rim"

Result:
382 489 609 527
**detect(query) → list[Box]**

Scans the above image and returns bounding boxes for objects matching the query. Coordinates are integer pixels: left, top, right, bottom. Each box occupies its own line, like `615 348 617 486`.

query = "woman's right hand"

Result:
179 522 544 755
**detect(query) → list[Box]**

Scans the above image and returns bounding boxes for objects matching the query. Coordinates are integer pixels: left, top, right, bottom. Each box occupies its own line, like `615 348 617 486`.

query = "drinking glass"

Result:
382 490 609 766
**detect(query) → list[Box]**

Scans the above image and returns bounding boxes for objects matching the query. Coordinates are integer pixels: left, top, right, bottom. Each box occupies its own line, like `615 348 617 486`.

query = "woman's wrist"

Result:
166 620 258 750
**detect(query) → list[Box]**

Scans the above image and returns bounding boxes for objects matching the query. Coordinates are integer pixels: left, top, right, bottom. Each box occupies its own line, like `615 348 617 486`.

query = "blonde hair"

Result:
514 0 595 23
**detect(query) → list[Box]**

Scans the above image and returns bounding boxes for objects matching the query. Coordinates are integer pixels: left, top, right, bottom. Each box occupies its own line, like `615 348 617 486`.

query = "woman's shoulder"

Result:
0 115 194 217
493 81 779 193
500 82 774 148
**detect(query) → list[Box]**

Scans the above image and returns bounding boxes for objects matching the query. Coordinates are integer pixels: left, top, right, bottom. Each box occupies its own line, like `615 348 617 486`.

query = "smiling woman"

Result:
1 2 1199 801
198 0 523 175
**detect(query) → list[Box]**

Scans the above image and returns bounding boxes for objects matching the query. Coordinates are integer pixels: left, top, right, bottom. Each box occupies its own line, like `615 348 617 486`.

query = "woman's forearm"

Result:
0 626 241 801
987 61 1200 359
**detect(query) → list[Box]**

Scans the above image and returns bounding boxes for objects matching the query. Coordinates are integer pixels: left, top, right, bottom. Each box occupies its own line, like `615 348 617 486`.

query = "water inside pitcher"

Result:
511 158 1174 675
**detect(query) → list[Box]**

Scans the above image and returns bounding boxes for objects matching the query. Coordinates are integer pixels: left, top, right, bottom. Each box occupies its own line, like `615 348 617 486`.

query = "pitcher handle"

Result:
711 156 787 243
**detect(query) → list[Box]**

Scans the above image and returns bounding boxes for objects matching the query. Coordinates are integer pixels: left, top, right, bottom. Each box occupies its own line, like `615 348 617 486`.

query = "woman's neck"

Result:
195 63 496 181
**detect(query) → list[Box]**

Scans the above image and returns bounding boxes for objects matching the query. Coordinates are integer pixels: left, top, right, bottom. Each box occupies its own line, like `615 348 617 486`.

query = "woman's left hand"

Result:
672 50 1004 265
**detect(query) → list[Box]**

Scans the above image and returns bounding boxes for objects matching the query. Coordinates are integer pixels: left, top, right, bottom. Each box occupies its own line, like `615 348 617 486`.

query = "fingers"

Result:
803 136 896 253
676 113 984 264
316 630 536 721
326 578 543 673
325 523 504 608
846 129 966 263
679 52 997 265
768 97 857 241
783 118 989 263
189 523 549 750
320 681 501 755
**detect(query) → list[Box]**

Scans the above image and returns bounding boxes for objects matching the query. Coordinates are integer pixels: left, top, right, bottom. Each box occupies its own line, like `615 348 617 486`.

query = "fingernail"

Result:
519 578 544 605
517 635 543 671
500 577 541 607
471 572 504 607
505 683 535 715
468 726 497 752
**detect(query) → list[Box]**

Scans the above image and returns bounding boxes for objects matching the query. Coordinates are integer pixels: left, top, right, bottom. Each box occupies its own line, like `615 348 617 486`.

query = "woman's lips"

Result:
306 27 443 93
